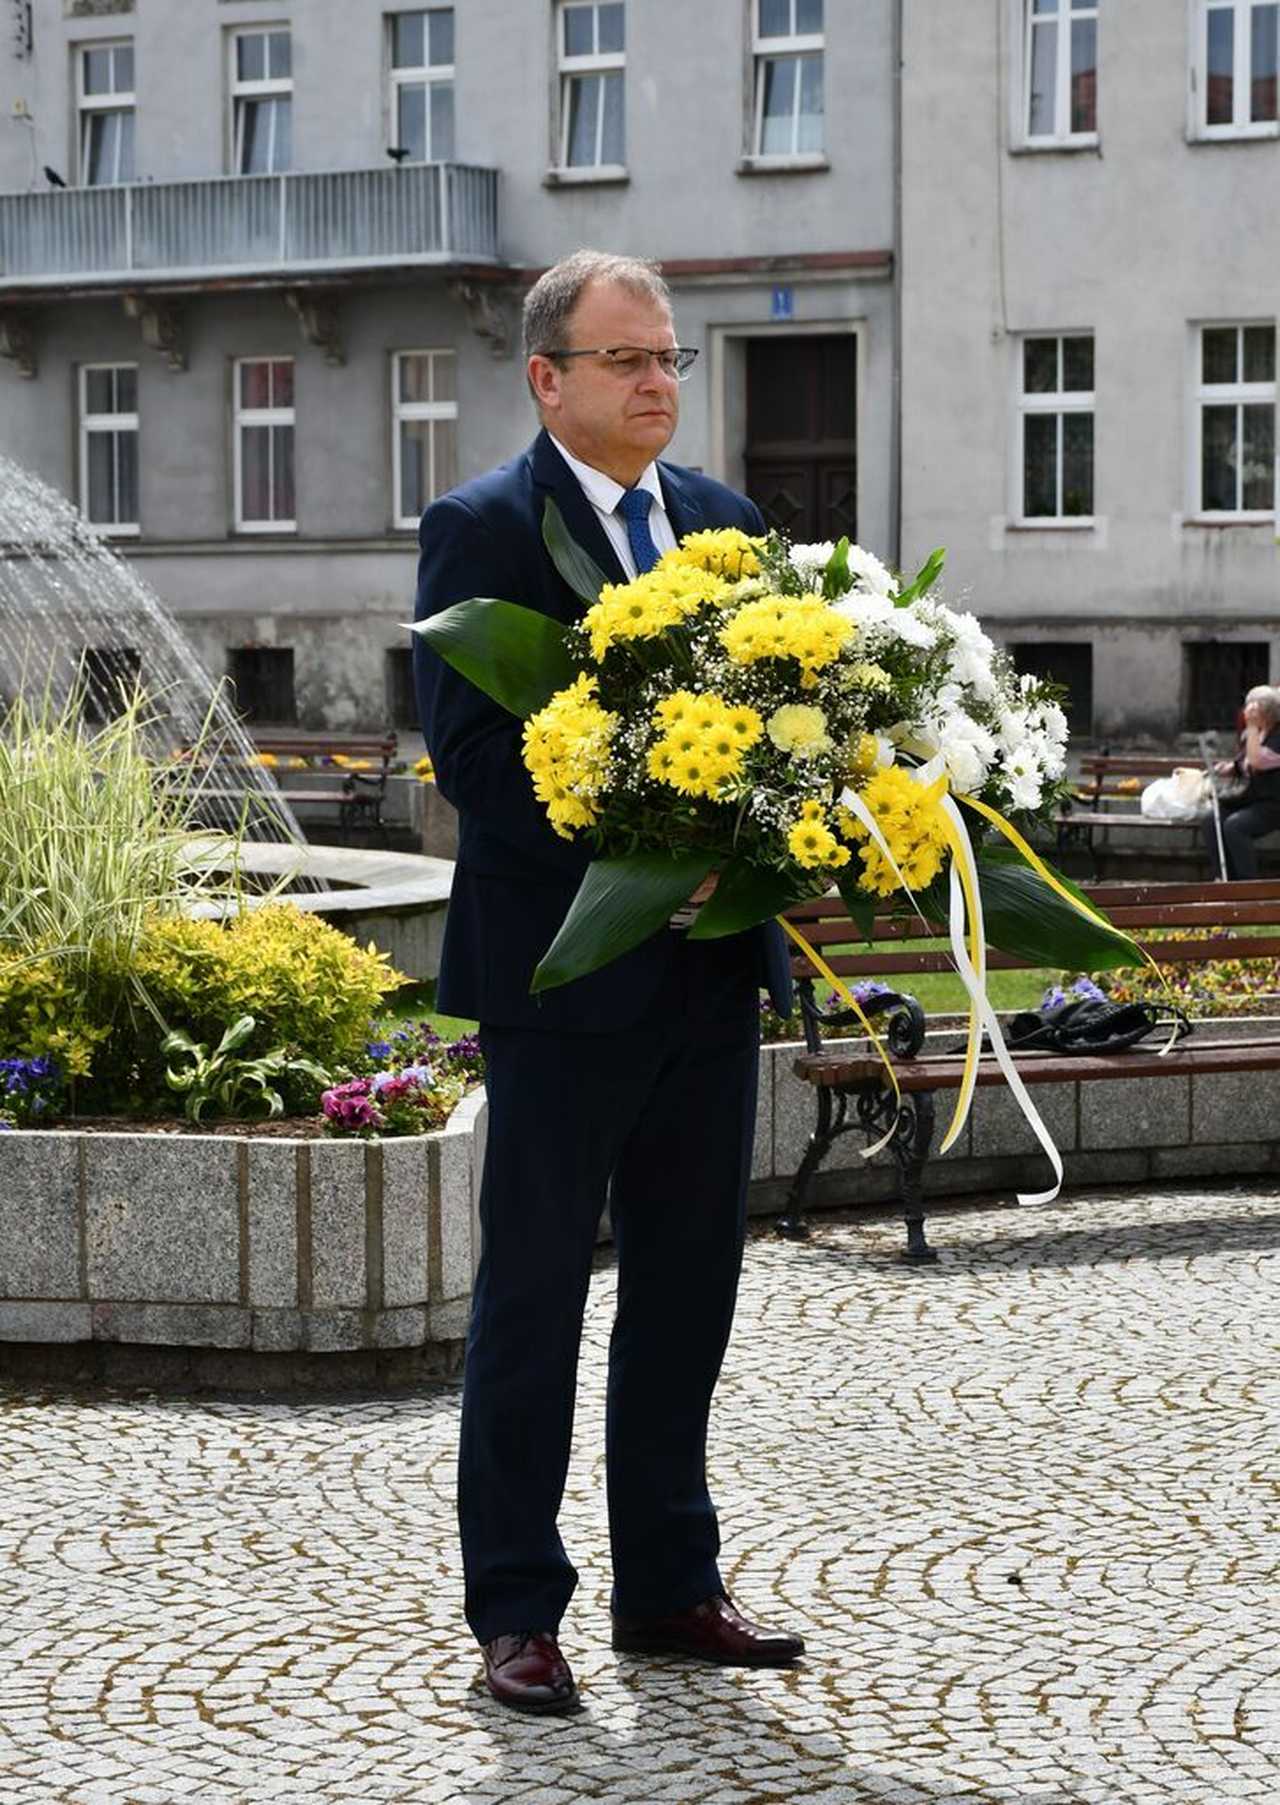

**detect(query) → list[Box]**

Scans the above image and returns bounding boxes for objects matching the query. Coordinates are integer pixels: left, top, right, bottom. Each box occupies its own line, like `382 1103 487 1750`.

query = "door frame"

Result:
707 317 863 520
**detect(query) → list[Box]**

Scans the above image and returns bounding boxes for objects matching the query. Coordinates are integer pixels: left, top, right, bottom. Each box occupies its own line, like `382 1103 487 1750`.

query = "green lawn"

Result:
377 981 478 1043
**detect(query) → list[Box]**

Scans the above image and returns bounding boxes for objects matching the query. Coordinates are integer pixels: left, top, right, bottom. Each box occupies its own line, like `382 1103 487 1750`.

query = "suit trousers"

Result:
457 933 761 1644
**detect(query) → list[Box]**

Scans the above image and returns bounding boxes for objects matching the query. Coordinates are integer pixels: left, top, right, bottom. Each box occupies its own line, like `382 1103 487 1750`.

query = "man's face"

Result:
529 279 680 483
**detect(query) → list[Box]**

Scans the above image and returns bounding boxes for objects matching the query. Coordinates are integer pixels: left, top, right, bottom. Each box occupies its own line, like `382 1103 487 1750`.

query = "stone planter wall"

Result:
0 1090 485 1387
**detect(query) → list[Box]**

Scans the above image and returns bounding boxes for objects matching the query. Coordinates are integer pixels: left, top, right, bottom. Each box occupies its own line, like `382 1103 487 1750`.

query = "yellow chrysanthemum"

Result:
786 814 851 871
583 565 730 661
721 593 854 678
847 661 892 694
522 673 618 839
843 765 949 897
659 528 763 582
645 690 762 801
766 703 832 757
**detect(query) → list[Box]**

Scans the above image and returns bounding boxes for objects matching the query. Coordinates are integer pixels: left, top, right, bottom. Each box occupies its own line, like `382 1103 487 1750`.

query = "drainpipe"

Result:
890 0 903 569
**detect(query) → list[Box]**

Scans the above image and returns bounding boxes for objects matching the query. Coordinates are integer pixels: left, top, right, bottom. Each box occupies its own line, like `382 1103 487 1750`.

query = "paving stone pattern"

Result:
1 1181 1278 1804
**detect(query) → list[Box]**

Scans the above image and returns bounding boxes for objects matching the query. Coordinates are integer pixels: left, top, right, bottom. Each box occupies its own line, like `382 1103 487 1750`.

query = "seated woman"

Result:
1206 684 1280 880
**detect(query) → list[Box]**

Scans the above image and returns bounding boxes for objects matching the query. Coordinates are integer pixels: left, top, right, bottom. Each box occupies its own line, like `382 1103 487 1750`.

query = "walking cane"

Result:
1198 731 1229 883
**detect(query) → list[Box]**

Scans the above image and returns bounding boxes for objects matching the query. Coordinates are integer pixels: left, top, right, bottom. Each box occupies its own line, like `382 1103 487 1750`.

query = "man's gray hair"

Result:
522 249 672 363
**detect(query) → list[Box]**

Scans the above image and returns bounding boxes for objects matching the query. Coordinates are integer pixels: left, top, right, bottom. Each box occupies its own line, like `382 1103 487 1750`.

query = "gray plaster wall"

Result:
901 0 1280 740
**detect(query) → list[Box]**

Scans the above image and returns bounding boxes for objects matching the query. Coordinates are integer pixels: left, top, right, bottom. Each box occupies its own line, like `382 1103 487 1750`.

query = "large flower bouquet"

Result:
412 506 1142 1194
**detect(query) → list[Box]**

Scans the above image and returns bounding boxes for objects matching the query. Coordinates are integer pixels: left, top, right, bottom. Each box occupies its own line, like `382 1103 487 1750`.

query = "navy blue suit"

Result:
413 429 790 1641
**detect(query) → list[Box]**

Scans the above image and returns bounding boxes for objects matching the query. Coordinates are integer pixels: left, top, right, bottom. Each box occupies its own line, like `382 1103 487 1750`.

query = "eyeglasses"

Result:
540 345 700 382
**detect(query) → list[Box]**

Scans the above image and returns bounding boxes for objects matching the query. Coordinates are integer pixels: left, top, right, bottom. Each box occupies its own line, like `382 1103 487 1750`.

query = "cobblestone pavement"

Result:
2 1180 1279 1805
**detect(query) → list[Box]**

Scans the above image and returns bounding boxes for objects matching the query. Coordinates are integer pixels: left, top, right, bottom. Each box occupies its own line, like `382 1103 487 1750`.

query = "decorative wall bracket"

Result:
448 279 514 360
0 311 36 378
122 292 186 370
284 290 345 366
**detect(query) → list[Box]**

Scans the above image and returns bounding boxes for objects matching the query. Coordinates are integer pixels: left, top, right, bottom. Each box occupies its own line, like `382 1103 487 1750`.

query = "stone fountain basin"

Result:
188 839 454 980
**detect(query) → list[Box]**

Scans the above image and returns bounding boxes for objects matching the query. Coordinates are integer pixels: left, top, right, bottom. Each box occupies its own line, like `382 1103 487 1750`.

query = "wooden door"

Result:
744 334 856 541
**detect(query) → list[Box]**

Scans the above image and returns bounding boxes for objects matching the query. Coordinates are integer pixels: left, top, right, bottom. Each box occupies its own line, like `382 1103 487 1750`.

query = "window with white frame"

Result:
1197 0 1278 135
80 364 139 534
1024 0 1098 142
558 2 625 169
1018 334 1094 521
393 351 458 528
234 358 296 532
390 10 455 161
753 0 824 158
1197 324 1276 515
78 41 135 186
231 28 292 174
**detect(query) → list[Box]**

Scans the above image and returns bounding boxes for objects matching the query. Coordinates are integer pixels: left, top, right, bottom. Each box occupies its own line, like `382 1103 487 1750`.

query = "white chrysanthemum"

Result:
831 589 937 651
846 543 898 597
912 707 996 796
787 541 836 582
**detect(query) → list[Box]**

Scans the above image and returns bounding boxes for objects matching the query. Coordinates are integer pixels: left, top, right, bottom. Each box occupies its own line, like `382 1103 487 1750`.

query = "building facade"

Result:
901 0 1280 741
0 0 896 738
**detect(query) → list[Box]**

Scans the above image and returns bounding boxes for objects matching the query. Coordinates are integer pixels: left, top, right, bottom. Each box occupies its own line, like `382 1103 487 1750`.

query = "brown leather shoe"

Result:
611 1594 805 1667
481 1631 580 1714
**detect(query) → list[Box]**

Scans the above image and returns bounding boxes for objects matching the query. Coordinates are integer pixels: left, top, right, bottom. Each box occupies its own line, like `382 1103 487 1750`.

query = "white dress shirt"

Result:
548 435 677 579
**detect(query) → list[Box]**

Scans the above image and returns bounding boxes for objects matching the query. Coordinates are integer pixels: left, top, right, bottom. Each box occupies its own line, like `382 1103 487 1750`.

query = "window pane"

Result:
1023 337 1059 394
1201 404 1238 509
83 46 113 93
432 351 456 403
116 111 135 183
272 425 295 521
400 419 429 519
84 113 115 185
564 4 594 55
1207 6 1234 124
268 31 291 77
116 429 138 525
241 425 271 519
796 0 823 31
598 2 625 52
565 73 599 164
430 81 455 158
759 56 797 154
1062 335 1093 391
113 45 134 92
271 360 293 409
85 367 114 414
398 354 431 402
759 0 790 38
237 33 266 82
1028 18 1059 134
1242 404 1275 509
796 53 823 151
1252 3 1278 121
1023 413 1059 516
1033 0 1059 12
1070 17 1096 131
600 70 624 163
1062 412 1094 515
1244 325 1276 382
240 99 268 172
1202 326 1238 384
434 416 458 495
398 83 427 159
428 7 455 66
240 362 271 409
87 432 114 522
115 366 137 412
273 98 292 171
393 12 425 67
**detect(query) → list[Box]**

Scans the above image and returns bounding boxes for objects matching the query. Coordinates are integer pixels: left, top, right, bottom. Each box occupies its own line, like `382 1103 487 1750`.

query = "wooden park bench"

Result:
250 731 398 838
1054 753 1209 874
778 877 1280 1263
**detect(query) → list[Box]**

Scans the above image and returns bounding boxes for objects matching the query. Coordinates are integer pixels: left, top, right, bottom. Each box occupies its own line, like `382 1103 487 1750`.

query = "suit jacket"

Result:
412 427 793 1033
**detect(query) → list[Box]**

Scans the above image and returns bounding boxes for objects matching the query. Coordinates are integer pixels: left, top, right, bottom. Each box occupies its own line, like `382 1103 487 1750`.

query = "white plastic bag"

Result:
1140 768 1210 821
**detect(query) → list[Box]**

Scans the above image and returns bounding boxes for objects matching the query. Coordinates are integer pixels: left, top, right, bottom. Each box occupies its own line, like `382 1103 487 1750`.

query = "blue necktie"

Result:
616 487 661 575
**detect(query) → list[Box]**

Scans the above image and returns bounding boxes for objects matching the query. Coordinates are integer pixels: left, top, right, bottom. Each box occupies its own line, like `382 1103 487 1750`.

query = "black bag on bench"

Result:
1002 997 1191 1055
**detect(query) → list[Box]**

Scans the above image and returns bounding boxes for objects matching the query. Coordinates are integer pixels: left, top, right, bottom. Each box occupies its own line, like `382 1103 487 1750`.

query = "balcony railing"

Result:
0 163 500 288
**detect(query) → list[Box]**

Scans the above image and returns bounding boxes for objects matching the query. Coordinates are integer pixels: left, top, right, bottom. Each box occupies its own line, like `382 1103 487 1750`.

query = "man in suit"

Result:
413 249 801 1714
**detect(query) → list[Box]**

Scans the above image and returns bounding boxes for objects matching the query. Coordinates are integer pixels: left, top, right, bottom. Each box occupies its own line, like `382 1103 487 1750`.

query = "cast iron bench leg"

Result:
892 1090 938 1264
776 1084 838 1241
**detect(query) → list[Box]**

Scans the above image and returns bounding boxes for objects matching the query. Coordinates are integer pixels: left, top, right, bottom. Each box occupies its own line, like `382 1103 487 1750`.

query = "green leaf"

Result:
543 496 608 604
216 1014 257 1056
686 859 801 940
835 871 878 944
925 855 1140 971
409 598 575 719
531 850 714 992
821 537 851 600
895 546 946 608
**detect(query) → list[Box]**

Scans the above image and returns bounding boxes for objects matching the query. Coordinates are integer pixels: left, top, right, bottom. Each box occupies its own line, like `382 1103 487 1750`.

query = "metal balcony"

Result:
0 163 500 289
